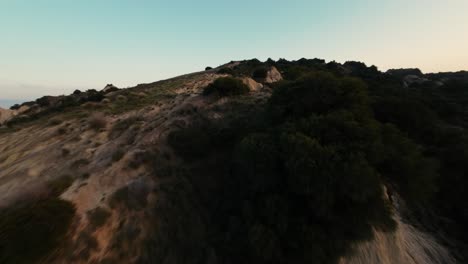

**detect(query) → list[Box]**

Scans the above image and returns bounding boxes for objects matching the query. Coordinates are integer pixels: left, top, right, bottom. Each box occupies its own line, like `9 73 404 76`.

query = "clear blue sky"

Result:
1 0 467 106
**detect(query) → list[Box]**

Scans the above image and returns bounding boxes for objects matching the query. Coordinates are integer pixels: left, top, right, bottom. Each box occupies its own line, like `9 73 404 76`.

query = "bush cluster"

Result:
203 77 250 97
0 176 76 263
166 72 440 263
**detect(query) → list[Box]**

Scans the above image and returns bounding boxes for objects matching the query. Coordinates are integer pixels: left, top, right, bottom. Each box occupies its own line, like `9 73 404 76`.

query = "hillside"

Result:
0 59 467 264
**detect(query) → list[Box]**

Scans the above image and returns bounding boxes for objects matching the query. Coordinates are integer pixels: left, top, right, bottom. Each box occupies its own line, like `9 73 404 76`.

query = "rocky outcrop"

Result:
0 105 32 125
241 77 263 91
264 66 283 83
103 84 119 93
0 107 14 125
403 75 430 88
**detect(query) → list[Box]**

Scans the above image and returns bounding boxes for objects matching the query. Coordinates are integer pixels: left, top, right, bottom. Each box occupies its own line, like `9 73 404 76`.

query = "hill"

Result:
0 59 467 264
0 107 13 124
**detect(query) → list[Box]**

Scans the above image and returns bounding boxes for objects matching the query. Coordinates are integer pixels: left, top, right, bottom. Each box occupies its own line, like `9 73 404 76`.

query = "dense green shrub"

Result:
71 158 90 169
0 175 76 263
36 96 51 107
167 121 212 160
47 175 75 196
366 71 468 258
0 198 76 264
377 124 438 202
233 133 281 193
269 72 370 121
217 67 234 75
109 182 149 210
57 126 68 135
167 71 424 263
47 118 63 126
228 98 400 262
203 77 250 97
87 207 111 230
112 149 125 162
252 67 268 79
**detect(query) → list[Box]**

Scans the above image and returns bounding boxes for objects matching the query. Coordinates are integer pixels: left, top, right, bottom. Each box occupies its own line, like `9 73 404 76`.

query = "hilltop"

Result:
0 58 467 264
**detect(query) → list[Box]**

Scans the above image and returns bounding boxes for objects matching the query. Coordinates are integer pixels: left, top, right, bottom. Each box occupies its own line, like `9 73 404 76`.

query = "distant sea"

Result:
0 99 25 109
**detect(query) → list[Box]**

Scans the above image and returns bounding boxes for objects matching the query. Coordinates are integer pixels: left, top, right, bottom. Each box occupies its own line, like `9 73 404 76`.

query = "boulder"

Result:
264 66 283 84
241 77 263 92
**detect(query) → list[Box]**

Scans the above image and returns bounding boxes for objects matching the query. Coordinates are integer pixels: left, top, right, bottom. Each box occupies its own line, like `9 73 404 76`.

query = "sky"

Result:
1 0 467 107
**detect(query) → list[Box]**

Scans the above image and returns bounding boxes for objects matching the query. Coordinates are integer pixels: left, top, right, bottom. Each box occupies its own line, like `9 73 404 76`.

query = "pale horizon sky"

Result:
1 0 467 106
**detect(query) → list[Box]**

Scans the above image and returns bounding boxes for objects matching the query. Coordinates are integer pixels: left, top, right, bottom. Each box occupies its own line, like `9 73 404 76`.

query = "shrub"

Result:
234 133 281 192
62 148 70 156
127 150 154 169
377 124 438 203
0 198 76 264
10 104 21 110
109 186 130 209
75 232 98 260
252 67 268 79
217 67 234 75
87 207 111 230
203 77 250 97
88 113 107 131
109 182 149 210
80 172 91 179
71 158 90 169
166 70 408 263
47 175 74 197
205 66 213 71
268 72 370 121
167 123 211 160
85 89 105 102
112 149 125 162
1 175 75 263
36 96 51 107
47 118 63 126
57 126 67 135
109 116 142 139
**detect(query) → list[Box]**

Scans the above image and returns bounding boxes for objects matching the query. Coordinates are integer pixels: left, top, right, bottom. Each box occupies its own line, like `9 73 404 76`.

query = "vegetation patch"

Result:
47 118 63 126
0 175 75 263
87 207 111 230
88 113 107 131
47 175 75 196
112 149 126 162
71 158 90 169
104 79 180 114
203 77 250 97
57 126 68 135
62 148 70 156
109 116 142 140
109 181 149 210
216 67 234 75
163 70 446 263
252 66 268 79
0 198 76 264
